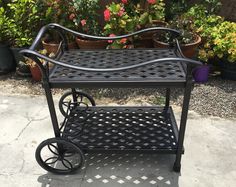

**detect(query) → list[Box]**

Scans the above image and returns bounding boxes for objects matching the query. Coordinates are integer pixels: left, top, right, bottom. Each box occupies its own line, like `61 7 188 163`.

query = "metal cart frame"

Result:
21 23 201 174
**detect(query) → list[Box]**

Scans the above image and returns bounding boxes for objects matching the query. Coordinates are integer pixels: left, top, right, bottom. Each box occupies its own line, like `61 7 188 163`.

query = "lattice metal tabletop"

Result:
49 49 186 88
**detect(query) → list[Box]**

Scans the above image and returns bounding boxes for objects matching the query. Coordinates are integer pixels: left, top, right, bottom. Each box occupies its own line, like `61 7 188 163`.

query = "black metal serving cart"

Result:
21 23 202 174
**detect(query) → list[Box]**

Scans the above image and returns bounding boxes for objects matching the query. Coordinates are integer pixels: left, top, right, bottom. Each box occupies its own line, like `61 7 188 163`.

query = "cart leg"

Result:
165 88 170 108
71 88 77 102
43 82 60 138
174 82 192 172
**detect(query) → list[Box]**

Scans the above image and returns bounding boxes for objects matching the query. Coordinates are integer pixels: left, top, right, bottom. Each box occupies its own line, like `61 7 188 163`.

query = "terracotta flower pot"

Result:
30 65 42 81
136 20 168 48
42 40 77 54
153 34 201 58
76 37 108 49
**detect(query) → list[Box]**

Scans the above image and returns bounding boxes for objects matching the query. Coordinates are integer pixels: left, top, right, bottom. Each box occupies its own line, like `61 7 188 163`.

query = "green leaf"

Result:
139 12 148 25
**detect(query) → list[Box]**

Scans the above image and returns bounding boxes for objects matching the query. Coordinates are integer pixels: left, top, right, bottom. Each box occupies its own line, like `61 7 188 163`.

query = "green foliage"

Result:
39 0 76 42
184 4 207 22
7 0 43 47
104 2 137 35
43 0 74 29
170 16 196 44
198 21 236 63
165 0 221 21
195 17 236 63
0 6 14 43
123 0 140 17
212 22 236 63
138 0 165 27
165 0 187 20
103 2 138 49
71 0 102 35
184 5 223 42
183 5 226 63
201 0 222 14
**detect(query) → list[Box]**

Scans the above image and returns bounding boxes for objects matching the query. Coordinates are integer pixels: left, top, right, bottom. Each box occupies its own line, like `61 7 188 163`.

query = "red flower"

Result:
121 0 128 4
69 13 75 20
120 38 127 44
108 34 116 43
81 19 87 26
104 9 111 21
147 0 156 4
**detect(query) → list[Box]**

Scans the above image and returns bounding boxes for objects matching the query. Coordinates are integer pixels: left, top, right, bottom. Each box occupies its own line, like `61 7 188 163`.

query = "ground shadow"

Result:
38 152 180 187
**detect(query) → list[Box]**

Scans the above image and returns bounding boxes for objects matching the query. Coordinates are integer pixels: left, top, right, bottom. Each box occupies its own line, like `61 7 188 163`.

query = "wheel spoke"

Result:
69 102 76 108
48 144 59 155
79 95 83 103
45 156 59 165
63 150 76 157
62 158 73 169
62 101 69 107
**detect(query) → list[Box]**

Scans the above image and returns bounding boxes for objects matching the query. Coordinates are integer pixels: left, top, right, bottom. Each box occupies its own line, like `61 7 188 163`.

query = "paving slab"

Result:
0 95 235 187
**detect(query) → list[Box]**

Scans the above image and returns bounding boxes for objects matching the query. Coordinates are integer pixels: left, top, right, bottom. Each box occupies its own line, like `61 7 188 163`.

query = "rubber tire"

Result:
35 138 84 174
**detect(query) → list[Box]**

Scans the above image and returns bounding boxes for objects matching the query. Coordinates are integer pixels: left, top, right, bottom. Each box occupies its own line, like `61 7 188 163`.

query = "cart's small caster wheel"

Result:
35 138 85 174
173 163 181 173
59 90 96 117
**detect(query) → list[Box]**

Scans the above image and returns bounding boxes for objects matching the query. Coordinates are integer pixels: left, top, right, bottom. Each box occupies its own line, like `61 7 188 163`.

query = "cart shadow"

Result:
38 153 180 187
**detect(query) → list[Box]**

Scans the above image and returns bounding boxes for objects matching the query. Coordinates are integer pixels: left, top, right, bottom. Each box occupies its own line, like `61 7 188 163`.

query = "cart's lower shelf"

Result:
62 106 181 153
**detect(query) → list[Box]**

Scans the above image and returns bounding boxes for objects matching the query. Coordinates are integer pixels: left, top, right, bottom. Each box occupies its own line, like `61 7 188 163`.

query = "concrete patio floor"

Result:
0 94 235 187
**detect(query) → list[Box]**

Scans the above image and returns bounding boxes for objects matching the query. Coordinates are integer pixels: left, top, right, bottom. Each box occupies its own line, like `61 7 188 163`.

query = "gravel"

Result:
0 72 235 119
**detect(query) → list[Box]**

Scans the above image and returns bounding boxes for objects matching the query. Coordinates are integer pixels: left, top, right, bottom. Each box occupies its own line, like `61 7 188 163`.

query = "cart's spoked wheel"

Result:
59 91 96 117
35 138 85 174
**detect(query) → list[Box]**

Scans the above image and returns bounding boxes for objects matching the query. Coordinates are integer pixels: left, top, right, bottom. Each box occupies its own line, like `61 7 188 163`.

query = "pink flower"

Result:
121 0 128 4
81 19 86 26
118 9 124 17
108 34 116 43
147 0 156 4
120 38 127 44
104 9 111 21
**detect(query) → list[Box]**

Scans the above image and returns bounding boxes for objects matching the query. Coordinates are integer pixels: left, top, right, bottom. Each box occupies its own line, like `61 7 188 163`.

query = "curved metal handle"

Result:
20 49 202 72
29 24 67 51
48 23 181 39
29 23 181 51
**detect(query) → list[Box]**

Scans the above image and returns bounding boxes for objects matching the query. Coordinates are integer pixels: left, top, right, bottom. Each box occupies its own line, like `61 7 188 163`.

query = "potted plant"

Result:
24 56 42 82
138 0 166 28
152 15 201 58
136 0 166 47
7 0 43 76
0 4 16 74
103 2 137 49
71 0 107 49
193 45 214 83
23 49 55 81
212 21 236 80
41 0 77 53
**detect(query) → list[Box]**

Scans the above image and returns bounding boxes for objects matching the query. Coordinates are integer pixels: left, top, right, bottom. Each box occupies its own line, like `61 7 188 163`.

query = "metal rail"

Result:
29 23 181 51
